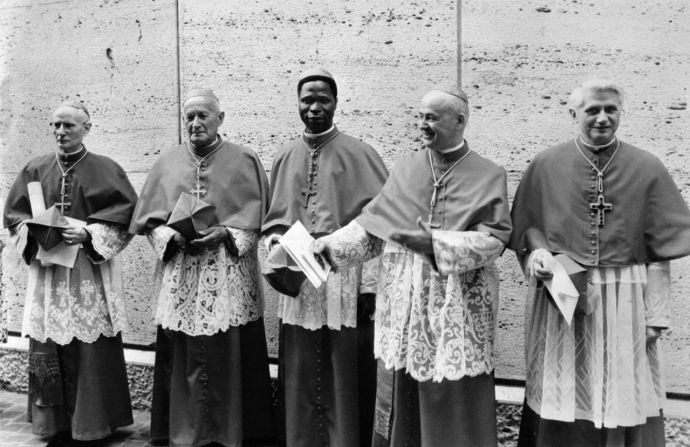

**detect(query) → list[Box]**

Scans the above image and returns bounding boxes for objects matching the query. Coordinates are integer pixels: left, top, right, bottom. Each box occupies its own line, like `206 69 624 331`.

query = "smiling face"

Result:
418 90 466 152
183 96 225 147
298 80 337 134
572 88 621 146
51 106 91 153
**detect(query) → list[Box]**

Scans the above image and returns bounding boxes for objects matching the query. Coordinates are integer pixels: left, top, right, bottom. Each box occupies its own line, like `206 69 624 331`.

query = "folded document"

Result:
279 221 331 289
542 254 585 325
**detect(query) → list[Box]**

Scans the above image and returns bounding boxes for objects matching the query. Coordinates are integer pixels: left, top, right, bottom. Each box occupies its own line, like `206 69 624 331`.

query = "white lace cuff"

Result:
85 223 132 264
321 220 383 270
431 231 504 277
9 222 31 261
147 225 179 261
226 227 257 258
645 261 671 328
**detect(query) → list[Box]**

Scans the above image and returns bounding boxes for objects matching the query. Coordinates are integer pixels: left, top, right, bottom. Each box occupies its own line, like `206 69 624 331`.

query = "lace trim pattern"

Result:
324 222 500 382
148 225 178 260
152 229 263 336
524 264 666 428
86 222 133 264
375 242 498 382
278 263 362 330
432 230 505 276
21 252 129 344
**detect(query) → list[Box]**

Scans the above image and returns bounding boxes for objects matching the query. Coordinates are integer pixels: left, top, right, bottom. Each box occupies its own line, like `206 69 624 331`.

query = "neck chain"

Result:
301 130 340 209
426 148 471 226
187 137 223 198
55 146 88 213
575 136 619 226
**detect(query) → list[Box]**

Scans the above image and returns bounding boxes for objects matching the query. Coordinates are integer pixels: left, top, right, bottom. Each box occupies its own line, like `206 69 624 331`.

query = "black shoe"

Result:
46 432 71 447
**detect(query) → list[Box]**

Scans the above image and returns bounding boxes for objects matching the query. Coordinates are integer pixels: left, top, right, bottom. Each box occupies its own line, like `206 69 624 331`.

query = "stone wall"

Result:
1 0 689 393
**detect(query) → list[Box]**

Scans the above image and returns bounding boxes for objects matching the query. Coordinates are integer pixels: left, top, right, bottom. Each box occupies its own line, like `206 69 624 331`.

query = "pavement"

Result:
2 388 689 447
0 390 154 447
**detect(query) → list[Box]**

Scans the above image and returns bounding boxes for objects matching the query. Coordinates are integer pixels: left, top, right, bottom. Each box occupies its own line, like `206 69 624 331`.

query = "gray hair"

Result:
568 79 624 110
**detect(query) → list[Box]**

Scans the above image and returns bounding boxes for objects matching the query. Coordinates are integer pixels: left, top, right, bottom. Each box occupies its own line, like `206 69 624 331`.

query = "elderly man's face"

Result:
299 80 337 134
51 106 90 153
183 96 224 147
418 91 465 152
573 89 621 146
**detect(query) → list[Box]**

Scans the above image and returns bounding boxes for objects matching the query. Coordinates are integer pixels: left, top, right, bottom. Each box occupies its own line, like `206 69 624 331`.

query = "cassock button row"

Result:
590 240 596 245
590 249 596 254
590 221 596 227
590 184 596 189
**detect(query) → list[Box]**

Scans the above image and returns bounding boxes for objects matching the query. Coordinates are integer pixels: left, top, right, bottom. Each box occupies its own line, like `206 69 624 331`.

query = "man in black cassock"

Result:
314 86 512 447
129 89 274 447
510 79 690 447
262 68 388 447
4 101 137 446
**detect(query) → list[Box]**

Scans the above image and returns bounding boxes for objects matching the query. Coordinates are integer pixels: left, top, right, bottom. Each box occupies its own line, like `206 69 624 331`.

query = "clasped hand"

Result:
61 225 89 246
173 226 237 257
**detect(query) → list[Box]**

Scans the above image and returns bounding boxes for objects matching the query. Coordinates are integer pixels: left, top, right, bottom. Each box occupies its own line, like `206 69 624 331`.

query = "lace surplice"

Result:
322 220 505 382
278 256 379 331
523 259 670 428
148 225 263 336
16 223 132 344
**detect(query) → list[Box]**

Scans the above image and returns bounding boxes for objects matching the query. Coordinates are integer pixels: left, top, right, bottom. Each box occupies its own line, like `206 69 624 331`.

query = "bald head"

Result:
425 89 469 119
419 89 469 152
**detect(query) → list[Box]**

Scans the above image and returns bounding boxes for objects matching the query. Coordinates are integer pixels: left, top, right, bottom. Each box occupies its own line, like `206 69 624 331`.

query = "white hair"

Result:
568 79 624 110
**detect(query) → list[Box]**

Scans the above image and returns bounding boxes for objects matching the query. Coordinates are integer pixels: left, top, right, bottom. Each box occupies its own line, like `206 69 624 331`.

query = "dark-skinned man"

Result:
314 86 512 447
130 89 274 447
262 68 388 447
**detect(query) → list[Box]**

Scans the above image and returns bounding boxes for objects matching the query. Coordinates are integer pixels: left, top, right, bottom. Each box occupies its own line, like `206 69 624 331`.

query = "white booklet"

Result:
279 221 331 289
542 254 581 325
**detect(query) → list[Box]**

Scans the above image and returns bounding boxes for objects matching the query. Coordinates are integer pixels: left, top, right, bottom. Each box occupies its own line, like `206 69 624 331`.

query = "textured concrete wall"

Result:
0 0 179 346
1 0 689 393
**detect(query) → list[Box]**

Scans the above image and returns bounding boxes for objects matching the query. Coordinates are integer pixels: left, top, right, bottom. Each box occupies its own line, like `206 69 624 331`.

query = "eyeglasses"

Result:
49 121 89 130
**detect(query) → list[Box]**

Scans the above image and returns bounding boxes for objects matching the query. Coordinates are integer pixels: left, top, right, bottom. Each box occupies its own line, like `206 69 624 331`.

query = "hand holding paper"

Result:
279 221 331 289
541 253 583 325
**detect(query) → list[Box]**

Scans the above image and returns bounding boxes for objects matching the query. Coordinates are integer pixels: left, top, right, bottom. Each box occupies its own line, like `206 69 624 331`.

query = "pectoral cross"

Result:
427 181 443 228
301 186 316 209
589 172 613 226
191 181 207 198
590 194 612 226
57 173 71 212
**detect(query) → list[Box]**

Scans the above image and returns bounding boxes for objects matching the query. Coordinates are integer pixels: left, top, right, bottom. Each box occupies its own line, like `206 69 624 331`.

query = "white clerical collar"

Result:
578 133 617 153
191 135 220 150
436 140 466 154
304 125 335 138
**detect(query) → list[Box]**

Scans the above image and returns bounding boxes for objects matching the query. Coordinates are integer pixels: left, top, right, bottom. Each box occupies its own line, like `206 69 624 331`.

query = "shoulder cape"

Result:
509 140 690 266
262 131 388 236
129 140 268 234
4 150 137 229
356 147 512 243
